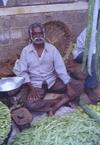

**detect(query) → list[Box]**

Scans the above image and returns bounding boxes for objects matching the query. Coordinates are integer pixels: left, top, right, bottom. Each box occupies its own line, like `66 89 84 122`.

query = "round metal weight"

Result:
11 107 33 131
44 21 73 57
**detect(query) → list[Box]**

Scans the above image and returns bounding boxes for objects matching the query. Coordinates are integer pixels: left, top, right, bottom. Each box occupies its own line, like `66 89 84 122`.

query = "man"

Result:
15 23 83 115
72 28 99 103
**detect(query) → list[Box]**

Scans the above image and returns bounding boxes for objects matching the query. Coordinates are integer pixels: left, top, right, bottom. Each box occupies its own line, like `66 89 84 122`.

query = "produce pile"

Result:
89 102 100 115
79 100 100 123
0 101 11 145
11 110 100 145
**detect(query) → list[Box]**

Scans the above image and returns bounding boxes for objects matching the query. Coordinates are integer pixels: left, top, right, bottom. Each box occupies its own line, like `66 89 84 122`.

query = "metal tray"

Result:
0 76 25 92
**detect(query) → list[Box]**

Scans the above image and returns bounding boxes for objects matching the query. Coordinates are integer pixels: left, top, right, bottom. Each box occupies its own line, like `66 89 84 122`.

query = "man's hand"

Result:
26 82 41 102
67 83 77 100
28 88 39 101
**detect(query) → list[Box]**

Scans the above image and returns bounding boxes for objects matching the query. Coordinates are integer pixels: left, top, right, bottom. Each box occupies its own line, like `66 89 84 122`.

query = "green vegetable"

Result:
79 100 100 123
11 111 100 145
89 102 100 115
0 101 11 145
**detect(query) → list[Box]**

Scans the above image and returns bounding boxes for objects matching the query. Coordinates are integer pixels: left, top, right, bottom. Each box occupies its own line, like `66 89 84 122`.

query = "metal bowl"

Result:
0 77 25 92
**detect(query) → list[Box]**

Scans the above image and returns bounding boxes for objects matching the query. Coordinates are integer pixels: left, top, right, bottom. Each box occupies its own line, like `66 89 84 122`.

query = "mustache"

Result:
32 37 45 43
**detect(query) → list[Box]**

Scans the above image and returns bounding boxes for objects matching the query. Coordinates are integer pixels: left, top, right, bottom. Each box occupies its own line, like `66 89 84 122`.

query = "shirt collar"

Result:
29 42 48 53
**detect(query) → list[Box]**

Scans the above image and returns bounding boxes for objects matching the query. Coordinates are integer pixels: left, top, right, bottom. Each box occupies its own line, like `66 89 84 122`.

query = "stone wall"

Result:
0 10 87 62
1 0 78 7
8 0 78 6
0 0 88 7
0 1 88 62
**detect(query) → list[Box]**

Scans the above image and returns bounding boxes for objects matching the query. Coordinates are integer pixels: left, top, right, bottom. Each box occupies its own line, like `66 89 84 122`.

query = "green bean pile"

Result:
0 101 11 144
11 111 100 145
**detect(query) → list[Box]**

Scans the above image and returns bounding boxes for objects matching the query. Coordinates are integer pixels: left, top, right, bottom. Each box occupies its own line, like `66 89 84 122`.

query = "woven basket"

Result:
44 21 73 57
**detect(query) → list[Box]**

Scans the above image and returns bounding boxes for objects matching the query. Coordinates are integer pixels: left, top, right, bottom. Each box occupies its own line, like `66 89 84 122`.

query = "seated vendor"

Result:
13 23 84 116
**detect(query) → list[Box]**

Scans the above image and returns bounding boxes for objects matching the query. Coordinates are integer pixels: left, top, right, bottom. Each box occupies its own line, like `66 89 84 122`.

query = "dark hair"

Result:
28 23 45 39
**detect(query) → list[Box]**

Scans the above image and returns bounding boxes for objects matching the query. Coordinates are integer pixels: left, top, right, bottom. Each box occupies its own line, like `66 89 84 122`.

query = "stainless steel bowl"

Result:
0 77 25 92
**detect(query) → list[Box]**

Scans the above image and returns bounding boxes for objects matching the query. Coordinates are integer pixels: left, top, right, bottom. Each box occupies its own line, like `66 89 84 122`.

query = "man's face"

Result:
31 27 45 45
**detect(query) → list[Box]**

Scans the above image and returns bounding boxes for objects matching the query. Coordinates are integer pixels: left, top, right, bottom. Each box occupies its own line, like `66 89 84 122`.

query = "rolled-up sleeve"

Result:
53 48 71 84
19 49 31 83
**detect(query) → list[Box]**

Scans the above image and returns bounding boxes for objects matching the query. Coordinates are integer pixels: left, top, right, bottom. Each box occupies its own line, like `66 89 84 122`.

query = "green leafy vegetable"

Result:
0 101 11 145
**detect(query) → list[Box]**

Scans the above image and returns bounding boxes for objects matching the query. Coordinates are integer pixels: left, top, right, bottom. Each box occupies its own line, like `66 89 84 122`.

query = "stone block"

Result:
0 31 10 45
0 16 12 30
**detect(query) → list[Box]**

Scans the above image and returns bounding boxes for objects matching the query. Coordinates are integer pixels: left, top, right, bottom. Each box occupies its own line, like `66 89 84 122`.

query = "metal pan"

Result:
0 76 25 92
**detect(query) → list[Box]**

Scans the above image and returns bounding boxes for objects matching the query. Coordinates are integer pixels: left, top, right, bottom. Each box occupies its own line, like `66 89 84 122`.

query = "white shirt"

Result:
18 42 70 88
72 28 96 59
